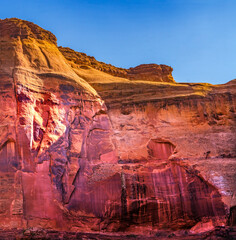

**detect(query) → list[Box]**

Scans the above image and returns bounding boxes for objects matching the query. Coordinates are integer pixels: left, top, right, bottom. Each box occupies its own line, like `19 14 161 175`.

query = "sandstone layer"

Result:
0 18 235 237
59 47 175 83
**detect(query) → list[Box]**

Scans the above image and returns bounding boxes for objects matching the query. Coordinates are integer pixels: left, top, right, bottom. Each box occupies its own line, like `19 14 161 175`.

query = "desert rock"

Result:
0 18 235 236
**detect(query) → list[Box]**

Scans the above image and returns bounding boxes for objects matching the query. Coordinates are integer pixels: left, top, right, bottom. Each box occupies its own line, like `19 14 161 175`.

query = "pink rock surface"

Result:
0 18 235 236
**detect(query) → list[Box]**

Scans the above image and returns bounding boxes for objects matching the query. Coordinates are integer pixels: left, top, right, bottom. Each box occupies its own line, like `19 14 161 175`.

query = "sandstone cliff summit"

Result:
0 18 235 237
59 46 175 83
0 18 57 44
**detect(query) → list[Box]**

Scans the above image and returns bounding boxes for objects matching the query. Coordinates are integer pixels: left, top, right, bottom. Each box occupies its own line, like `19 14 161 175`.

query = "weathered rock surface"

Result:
59 46 175 83
0 18 116 230
0 18 235 238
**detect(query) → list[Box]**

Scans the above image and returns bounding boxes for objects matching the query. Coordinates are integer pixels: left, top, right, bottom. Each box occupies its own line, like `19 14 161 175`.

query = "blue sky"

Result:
1 0 236 84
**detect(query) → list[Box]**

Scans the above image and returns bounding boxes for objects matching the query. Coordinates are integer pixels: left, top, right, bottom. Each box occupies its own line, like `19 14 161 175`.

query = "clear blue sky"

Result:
1 0 236 84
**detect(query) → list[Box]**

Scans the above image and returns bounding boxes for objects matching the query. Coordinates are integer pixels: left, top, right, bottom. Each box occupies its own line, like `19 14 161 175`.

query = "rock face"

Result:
0 18 57 44
0 18 116 229
59 47 175 83
0 18 235 236
127 64 174 82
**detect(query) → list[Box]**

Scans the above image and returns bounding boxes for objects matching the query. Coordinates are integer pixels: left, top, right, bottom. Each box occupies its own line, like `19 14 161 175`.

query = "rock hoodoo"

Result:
0 18 235 238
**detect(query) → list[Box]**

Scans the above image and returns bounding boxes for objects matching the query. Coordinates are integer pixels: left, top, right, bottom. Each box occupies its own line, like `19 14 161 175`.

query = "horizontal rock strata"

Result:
0 18 235 236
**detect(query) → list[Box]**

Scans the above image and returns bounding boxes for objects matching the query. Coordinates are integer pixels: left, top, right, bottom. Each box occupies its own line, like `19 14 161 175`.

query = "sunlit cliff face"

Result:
0 18 235 236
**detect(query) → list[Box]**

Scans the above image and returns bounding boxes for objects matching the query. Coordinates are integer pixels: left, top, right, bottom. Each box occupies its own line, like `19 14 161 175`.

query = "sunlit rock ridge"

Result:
0 18 235 239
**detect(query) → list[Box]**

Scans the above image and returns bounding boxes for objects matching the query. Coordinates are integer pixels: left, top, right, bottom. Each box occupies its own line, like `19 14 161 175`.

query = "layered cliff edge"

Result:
58 47 175 83
0 18 235 238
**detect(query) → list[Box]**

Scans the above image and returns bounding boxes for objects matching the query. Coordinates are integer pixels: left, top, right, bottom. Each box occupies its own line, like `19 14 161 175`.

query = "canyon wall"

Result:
0 18 235 235
86 76 236 232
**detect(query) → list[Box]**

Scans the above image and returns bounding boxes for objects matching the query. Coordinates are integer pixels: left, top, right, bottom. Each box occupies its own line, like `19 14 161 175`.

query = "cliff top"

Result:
59 46 175 83
0 18 174 83
0 18 57 44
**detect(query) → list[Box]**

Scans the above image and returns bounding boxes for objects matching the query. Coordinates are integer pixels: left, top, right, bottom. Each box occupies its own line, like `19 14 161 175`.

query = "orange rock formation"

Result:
59 47 174 83
0 18 235 238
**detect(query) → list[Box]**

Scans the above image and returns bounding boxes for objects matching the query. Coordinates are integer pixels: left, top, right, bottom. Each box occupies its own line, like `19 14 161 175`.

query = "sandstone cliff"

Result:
0 18 235 238
59 46 175 83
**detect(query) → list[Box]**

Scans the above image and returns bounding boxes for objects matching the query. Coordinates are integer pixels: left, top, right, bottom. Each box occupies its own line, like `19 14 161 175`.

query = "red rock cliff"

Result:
0 18 235 237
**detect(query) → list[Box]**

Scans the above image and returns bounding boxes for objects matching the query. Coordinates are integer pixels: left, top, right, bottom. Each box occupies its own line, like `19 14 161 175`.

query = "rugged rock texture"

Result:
0 18 116 230
0 18 235 238
0 18 57 44
59 46 175 83
127 64 174 82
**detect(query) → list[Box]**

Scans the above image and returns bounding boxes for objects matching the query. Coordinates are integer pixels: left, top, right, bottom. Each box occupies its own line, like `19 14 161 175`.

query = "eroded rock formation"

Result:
0 18 235 237
59 47 175 83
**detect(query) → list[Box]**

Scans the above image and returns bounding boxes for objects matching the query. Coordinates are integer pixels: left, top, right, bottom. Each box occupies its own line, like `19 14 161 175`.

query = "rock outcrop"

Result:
0 18 116 230
59 46 175 83
127 64 174 82
0 18 57 44
0 18 235 237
